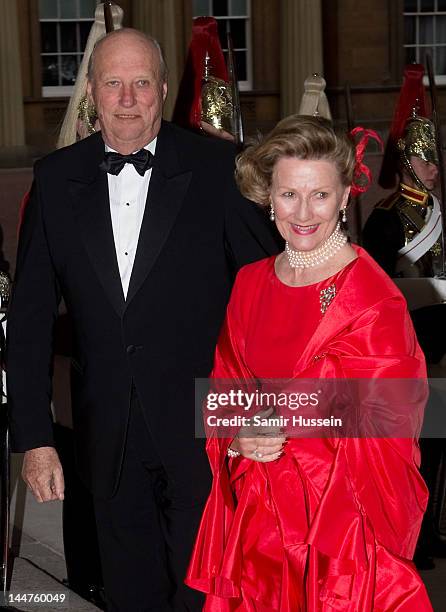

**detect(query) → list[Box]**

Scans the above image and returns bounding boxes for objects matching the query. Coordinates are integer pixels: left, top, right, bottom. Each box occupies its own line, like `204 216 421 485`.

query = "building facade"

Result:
1 0 445 151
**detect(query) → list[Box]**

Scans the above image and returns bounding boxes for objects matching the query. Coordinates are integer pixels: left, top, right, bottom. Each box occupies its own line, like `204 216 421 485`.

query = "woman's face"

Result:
270 157 350 252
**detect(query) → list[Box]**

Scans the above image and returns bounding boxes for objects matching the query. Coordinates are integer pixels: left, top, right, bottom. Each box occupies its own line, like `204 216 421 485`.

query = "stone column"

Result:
280 0 323 117
132 0 188 120
0 0 25 145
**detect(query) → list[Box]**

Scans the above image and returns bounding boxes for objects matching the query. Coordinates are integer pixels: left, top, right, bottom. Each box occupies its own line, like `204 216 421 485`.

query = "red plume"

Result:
389 64 428 144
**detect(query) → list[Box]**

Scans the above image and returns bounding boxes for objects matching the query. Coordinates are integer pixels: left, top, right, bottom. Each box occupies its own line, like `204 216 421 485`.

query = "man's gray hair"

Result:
87 28 168 83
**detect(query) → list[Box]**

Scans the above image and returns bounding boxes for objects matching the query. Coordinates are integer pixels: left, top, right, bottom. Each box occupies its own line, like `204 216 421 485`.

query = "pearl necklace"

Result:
285 222 347 268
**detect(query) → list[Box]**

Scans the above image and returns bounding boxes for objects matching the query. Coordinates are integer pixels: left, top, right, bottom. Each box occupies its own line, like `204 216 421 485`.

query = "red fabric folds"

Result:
172 17 228 131
186 246 432 611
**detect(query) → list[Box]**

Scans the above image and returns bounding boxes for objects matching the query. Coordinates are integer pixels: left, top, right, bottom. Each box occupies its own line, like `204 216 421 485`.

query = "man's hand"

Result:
229 408 286 463
22 447 65 503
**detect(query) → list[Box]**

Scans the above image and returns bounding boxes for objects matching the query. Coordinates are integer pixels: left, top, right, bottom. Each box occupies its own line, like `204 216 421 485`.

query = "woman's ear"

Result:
341 187 351 208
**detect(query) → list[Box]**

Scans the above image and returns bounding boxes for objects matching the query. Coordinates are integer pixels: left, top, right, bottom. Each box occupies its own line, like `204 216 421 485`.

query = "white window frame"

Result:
39 0 95 97
403 0 446 85
192 0 252 91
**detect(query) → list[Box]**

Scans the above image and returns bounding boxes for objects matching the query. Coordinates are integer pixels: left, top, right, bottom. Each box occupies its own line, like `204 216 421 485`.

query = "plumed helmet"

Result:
379 63 432 189
398 108 438 166
397 106 438 191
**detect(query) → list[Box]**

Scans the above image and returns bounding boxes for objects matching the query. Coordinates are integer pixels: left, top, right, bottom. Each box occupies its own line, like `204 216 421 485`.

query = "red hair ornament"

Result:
349 127 383 198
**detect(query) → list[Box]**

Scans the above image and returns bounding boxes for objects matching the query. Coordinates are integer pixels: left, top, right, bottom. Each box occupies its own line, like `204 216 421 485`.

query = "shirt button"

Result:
126 345 136 354
124 251 128 256
125 202 130 206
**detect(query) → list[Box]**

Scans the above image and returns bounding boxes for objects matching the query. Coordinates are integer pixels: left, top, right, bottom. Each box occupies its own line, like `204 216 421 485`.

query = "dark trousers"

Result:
54 425 103 599
93 390 206 612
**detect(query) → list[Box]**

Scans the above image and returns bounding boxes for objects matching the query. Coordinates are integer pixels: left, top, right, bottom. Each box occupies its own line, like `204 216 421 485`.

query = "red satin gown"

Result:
186 246 432 611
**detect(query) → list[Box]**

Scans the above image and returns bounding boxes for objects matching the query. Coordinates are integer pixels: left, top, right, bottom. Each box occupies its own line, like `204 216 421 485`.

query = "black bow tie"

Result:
100 148 154 176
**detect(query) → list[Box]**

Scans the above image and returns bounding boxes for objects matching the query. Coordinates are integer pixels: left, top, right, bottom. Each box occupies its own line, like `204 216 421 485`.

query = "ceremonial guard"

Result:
363 64 446 569
363 108 442 280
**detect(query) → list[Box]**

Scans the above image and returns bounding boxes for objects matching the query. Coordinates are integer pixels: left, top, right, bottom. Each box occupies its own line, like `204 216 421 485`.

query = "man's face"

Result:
409 155 439 191
87 32 167 154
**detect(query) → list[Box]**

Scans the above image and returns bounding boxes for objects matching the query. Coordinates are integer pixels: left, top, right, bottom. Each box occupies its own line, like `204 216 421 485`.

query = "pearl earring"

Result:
341 208 347 223
269 203 275 222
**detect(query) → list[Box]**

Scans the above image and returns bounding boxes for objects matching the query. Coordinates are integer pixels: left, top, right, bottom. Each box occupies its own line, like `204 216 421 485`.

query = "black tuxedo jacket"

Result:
7 121 280 499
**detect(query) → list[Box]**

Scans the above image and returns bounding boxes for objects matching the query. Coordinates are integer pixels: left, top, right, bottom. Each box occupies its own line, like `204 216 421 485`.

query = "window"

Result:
404 0 446 82
192 0 252 90
39 0 97 97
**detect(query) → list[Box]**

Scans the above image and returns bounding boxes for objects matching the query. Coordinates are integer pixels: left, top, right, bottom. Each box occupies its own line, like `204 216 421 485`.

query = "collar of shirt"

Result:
105 137 157 160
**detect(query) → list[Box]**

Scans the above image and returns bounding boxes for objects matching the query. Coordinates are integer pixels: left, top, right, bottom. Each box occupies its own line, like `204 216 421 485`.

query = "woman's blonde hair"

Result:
56 2 124 149
236 115 356 207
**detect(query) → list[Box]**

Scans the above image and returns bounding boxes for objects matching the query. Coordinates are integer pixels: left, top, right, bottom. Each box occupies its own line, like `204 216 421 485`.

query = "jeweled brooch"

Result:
319 284 336 315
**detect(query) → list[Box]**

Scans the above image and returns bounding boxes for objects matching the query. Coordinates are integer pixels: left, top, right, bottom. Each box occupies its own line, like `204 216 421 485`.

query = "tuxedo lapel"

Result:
125 122 192 307
69 133 126 316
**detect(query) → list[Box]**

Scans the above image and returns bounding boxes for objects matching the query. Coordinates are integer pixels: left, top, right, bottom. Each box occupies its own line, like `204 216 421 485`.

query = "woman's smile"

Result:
290 223 319 236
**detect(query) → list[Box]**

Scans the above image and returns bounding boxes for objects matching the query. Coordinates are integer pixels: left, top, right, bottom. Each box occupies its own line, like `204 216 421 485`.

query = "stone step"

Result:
2 557 100 611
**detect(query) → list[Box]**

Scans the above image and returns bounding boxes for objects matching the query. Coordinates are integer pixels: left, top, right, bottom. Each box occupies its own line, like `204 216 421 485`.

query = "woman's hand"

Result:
230 435 285 462
229 408 286 462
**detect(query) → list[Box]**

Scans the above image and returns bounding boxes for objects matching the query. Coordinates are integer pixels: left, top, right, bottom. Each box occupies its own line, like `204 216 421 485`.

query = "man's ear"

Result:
86 80 94 103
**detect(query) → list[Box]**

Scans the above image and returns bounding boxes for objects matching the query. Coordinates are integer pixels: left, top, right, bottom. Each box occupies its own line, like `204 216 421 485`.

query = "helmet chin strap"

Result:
400 150 431 193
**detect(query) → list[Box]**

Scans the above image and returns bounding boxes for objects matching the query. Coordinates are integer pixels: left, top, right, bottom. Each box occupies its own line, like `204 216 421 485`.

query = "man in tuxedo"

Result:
7 29 279 611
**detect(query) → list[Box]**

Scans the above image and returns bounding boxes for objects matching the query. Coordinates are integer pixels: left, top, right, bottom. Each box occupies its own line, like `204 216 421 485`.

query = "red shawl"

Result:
186 246 431 611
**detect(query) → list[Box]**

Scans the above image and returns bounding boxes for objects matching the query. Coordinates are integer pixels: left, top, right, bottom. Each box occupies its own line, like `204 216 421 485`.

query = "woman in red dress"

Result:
186 116 432 610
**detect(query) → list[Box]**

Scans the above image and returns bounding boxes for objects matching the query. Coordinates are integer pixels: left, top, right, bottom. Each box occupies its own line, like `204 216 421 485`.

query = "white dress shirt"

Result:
106 139 157 298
